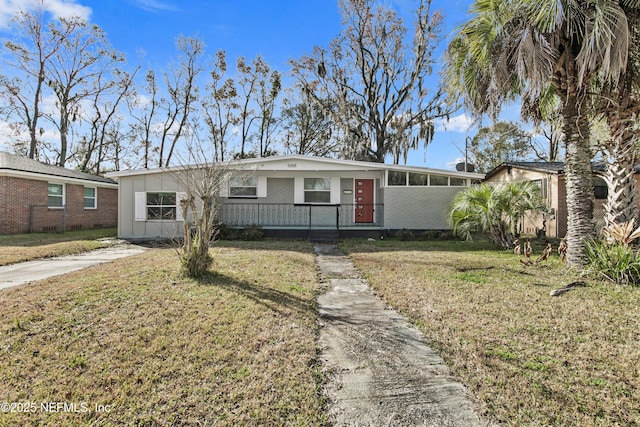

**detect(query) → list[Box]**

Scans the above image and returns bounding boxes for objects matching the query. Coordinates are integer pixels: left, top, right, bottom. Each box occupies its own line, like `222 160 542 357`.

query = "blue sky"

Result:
0 0 519 170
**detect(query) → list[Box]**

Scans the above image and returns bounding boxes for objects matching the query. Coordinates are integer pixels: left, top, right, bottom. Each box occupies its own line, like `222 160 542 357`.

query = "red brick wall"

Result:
0 175 117 234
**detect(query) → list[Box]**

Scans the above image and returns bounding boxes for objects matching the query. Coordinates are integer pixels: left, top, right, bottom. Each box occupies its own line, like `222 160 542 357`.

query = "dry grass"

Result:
342 238 640 426
0 228 117 266
0 240 325 426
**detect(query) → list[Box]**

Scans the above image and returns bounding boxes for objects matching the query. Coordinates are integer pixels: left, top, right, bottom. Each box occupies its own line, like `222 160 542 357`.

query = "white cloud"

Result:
130 0 180 13
435 113 476 133
0 0 91 29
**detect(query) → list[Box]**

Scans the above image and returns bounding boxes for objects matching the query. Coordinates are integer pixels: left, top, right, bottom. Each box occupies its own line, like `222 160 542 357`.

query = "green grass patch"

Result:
0 228 116 266
342 239 640 426
0 240 325 426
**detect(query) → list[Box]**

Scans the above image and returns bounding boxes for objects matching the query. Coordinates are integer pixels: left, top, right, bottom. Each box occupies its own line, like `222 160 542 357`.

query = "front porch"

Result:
218 203 385 241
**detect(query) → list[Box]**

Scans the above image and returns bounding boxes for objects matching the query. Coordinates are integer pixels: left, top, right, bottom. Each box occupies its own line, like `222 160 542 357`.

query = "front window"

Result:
48 183 64 207
388 171 407 186
147 192 176 220
229 176 257 197
304 178 331 203
409 173 428 186
430 175 448 186
531 179 548 199
450 177 467 186
84 187 97 208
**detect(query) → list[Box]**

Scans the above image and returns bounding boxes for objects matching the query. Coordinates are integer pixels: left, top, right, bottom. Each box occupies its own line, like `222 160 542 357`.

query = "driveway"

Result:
0 241 146 290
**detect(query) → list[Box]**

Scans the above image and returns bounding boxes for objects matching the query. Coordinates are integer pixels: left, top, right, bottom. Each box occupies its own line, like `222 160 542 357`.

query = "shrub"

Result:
395 229 415 241
217 223 239 240
449 182 547 248
585 238 640 286
241 225 264 241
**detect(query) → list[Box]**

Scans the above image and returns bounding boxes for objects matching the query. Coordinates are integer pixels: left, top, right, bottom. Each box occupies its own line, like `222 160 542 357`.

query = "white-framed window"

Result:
430 175 449 186
48 183 64 208
229 176 258 197
408 173 428 186
220 176 267 198
386 171 468 187
449 177 467 186
294 177 340 204
304 178 331 203
135 192 185 222
387 171 407 186
147 192 177 220
84 187 97 209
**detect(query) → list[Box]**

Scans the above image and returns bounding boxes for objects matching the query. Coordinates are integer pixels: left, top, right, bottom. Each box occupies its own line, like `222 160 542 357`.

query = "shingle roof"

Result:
484 160 640 181
0 152 116 185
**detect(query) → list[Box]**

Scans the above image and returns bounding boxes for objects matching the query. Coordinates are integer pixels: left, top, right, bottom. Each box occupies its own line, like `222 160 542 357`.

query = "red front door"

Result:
354 179 374 223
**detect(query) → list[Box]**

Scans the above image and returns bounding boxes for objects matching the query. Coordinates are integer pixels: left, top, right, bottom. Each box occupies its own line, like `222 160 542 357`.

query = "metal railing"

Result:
218 203 384 229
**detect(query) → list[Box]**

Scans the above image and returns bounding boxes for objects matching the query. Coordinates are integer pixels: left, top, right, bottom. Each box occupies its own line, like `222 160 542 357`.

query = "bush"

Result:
395 229 415 241
217 223 239 240
241 225 264 241
585 238 640 286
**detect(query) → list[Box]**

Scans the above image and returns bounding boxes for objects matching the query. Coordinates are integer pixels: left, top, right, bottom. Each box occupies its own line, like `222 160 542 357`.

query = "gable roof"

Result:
106 154 486 180
485 160 640 181
484 161 567 180
0 152 117 185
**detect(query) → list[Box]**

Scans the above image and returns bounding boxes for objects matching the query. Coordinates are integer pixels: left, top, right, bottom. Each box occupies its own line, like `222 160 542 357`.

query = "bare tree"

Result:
0 0 78 159
128 69 159 169
43 17 126 167
174 147 229 278
157 35 206 168
291 0 452 163
78 67 138 173
281 89 337 157
255 66 282 157
235 55 261 158
202 50 239 162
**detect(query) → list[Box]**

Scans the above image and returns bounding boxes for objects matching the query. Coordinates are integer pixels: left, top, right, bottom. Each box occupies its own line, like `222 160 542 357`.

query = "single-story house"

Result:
484 161 636 238
106 155 484 241
0 151 118 234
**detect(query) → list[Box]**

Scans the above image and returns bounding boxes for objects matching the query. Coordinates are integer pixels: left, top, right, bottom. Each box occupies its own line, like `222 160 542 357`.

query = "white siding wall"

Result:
118 172 183 239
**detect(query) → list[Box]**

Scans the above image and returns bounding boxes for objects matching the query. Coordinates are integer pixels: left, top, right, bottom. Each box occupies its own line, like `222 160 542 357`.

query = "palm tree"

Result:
596 6 640 228
449 182 547 248
446 0 637 267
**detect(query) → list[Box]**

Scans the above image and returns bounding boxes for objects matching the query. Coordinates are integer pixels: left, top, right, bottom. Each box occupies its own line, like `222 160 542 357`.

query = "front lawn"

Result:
342 239 640 426
0 241 325 426
0 228 117 266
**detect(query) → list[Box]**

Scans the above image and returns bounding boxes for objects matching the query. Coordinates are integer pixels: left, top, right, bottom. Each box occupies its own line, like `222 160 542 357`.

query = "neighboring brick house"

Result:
106 155 484 240
484 161 635 238
0 152 118 234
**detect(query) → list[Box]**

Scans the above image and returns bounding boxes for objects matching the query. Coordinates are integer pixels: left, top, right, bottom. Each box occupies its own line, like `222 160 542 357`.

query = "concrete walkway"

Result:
0 241 146 290
315 244 487 426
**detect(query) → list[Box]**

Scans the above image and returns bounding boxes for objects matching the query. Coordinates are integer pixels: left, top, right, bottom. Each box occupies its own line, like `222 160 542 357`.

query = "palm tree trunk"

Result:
602 110 638 228
563 97 594 267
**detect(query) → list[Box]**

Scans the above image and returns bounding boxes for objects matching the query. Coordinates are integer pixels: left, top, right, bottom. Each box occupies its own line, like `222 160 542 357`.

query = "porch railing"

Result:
218 203 384 228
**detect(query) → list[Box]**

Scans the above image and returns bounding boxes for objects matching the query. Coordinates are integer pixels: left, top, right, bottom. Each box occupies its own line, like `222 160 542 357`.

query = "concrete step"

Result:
308 229 339 243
